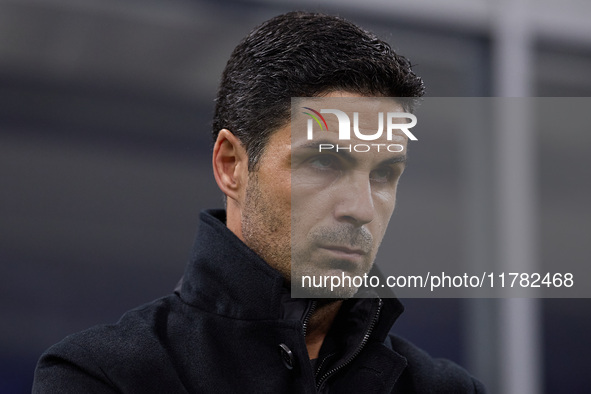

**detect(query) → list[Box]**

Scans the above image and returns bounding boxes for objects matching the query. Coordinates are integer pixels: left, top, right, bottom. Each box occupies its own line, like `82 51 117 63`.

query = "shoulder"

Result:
52 295 178 362
386 334 486 393
33 295 185 393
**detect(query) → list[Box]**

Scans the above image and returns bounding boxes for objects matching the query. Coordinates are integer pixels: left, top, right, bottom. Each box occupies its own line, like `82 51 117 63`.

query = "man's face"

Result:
241 93 408 298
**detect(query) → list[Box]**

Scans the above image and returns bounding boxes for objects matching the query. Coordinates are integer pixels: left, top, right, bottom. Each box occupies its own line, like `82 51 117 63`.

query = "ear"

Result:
212 129 249 205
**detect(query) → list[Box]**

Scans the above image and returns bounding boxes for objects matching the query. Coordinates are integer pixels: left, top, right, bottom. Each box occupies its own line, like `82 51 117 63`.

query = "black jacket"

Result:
33 210 485 393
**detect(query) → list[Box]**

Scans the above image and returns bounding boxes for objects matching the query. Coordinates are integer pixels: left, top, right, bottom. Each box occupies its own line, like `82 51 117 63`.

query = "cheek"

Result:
261 167 291 202
371 195 396 236
291 175 322 213
374 183 397 207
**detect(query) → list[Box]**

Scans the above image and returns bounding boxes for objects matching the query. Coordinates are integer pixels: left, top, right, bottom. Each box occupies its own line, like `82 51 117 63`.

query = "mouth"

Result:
321 245 365 255
317 244 367 265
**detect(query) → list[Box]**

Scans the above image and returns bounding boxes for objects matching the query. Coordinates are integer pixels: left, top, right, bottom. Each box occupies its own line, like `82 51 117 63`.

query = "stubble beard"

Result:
241 172 292 281
241 173 376 299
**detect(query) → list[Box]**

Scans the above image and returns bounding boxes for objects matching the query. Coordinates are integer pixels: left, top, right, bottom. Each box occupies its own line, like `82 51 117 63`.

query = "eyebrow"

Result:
292 139 407 166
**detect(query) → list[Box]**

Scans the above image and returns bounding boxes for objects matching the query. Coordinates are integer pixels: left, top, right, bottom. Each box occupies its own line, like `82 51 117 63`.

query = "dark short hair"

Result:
212 11 425 170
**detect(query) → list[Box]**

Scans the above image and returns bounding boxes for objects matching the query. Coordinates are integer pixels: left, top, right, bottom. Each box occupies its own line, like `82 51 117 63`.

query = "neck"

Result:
305 300 343 359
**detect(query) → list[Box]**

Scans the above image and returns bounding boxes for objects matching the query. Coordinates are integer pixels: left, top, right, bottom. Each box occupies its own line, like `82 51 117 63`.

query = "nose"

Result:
334 172 375 226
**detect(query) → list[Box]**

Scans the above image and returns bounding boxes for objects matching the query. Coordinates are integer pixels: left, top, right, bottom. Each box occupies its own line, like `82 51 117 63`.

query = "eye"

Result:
370 168 392 183
309 155 337 170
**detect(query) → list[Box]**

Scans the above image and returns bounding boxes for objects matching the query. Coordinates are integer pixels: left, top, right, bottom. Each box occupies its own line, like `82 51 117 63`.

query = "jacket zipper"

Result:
314 352 336 376
302 300 317 337
315 298 383 391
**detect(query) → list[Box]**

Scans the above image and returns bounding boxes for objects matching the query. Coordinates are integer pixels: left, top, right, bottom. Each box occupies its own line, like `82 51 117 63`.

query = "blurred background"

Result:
1 0 590 393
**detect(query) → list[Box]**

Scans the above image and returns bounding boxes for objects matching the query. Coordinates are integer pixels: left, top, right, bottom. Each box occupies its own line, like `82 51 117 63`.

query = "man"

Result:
33 11 484 393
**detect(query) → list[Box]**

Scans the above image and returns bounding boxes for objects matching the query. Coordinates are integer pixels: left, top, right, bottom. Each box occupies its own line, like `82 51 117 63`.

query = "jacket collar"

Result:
177 209 404 342
178 209 287 320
